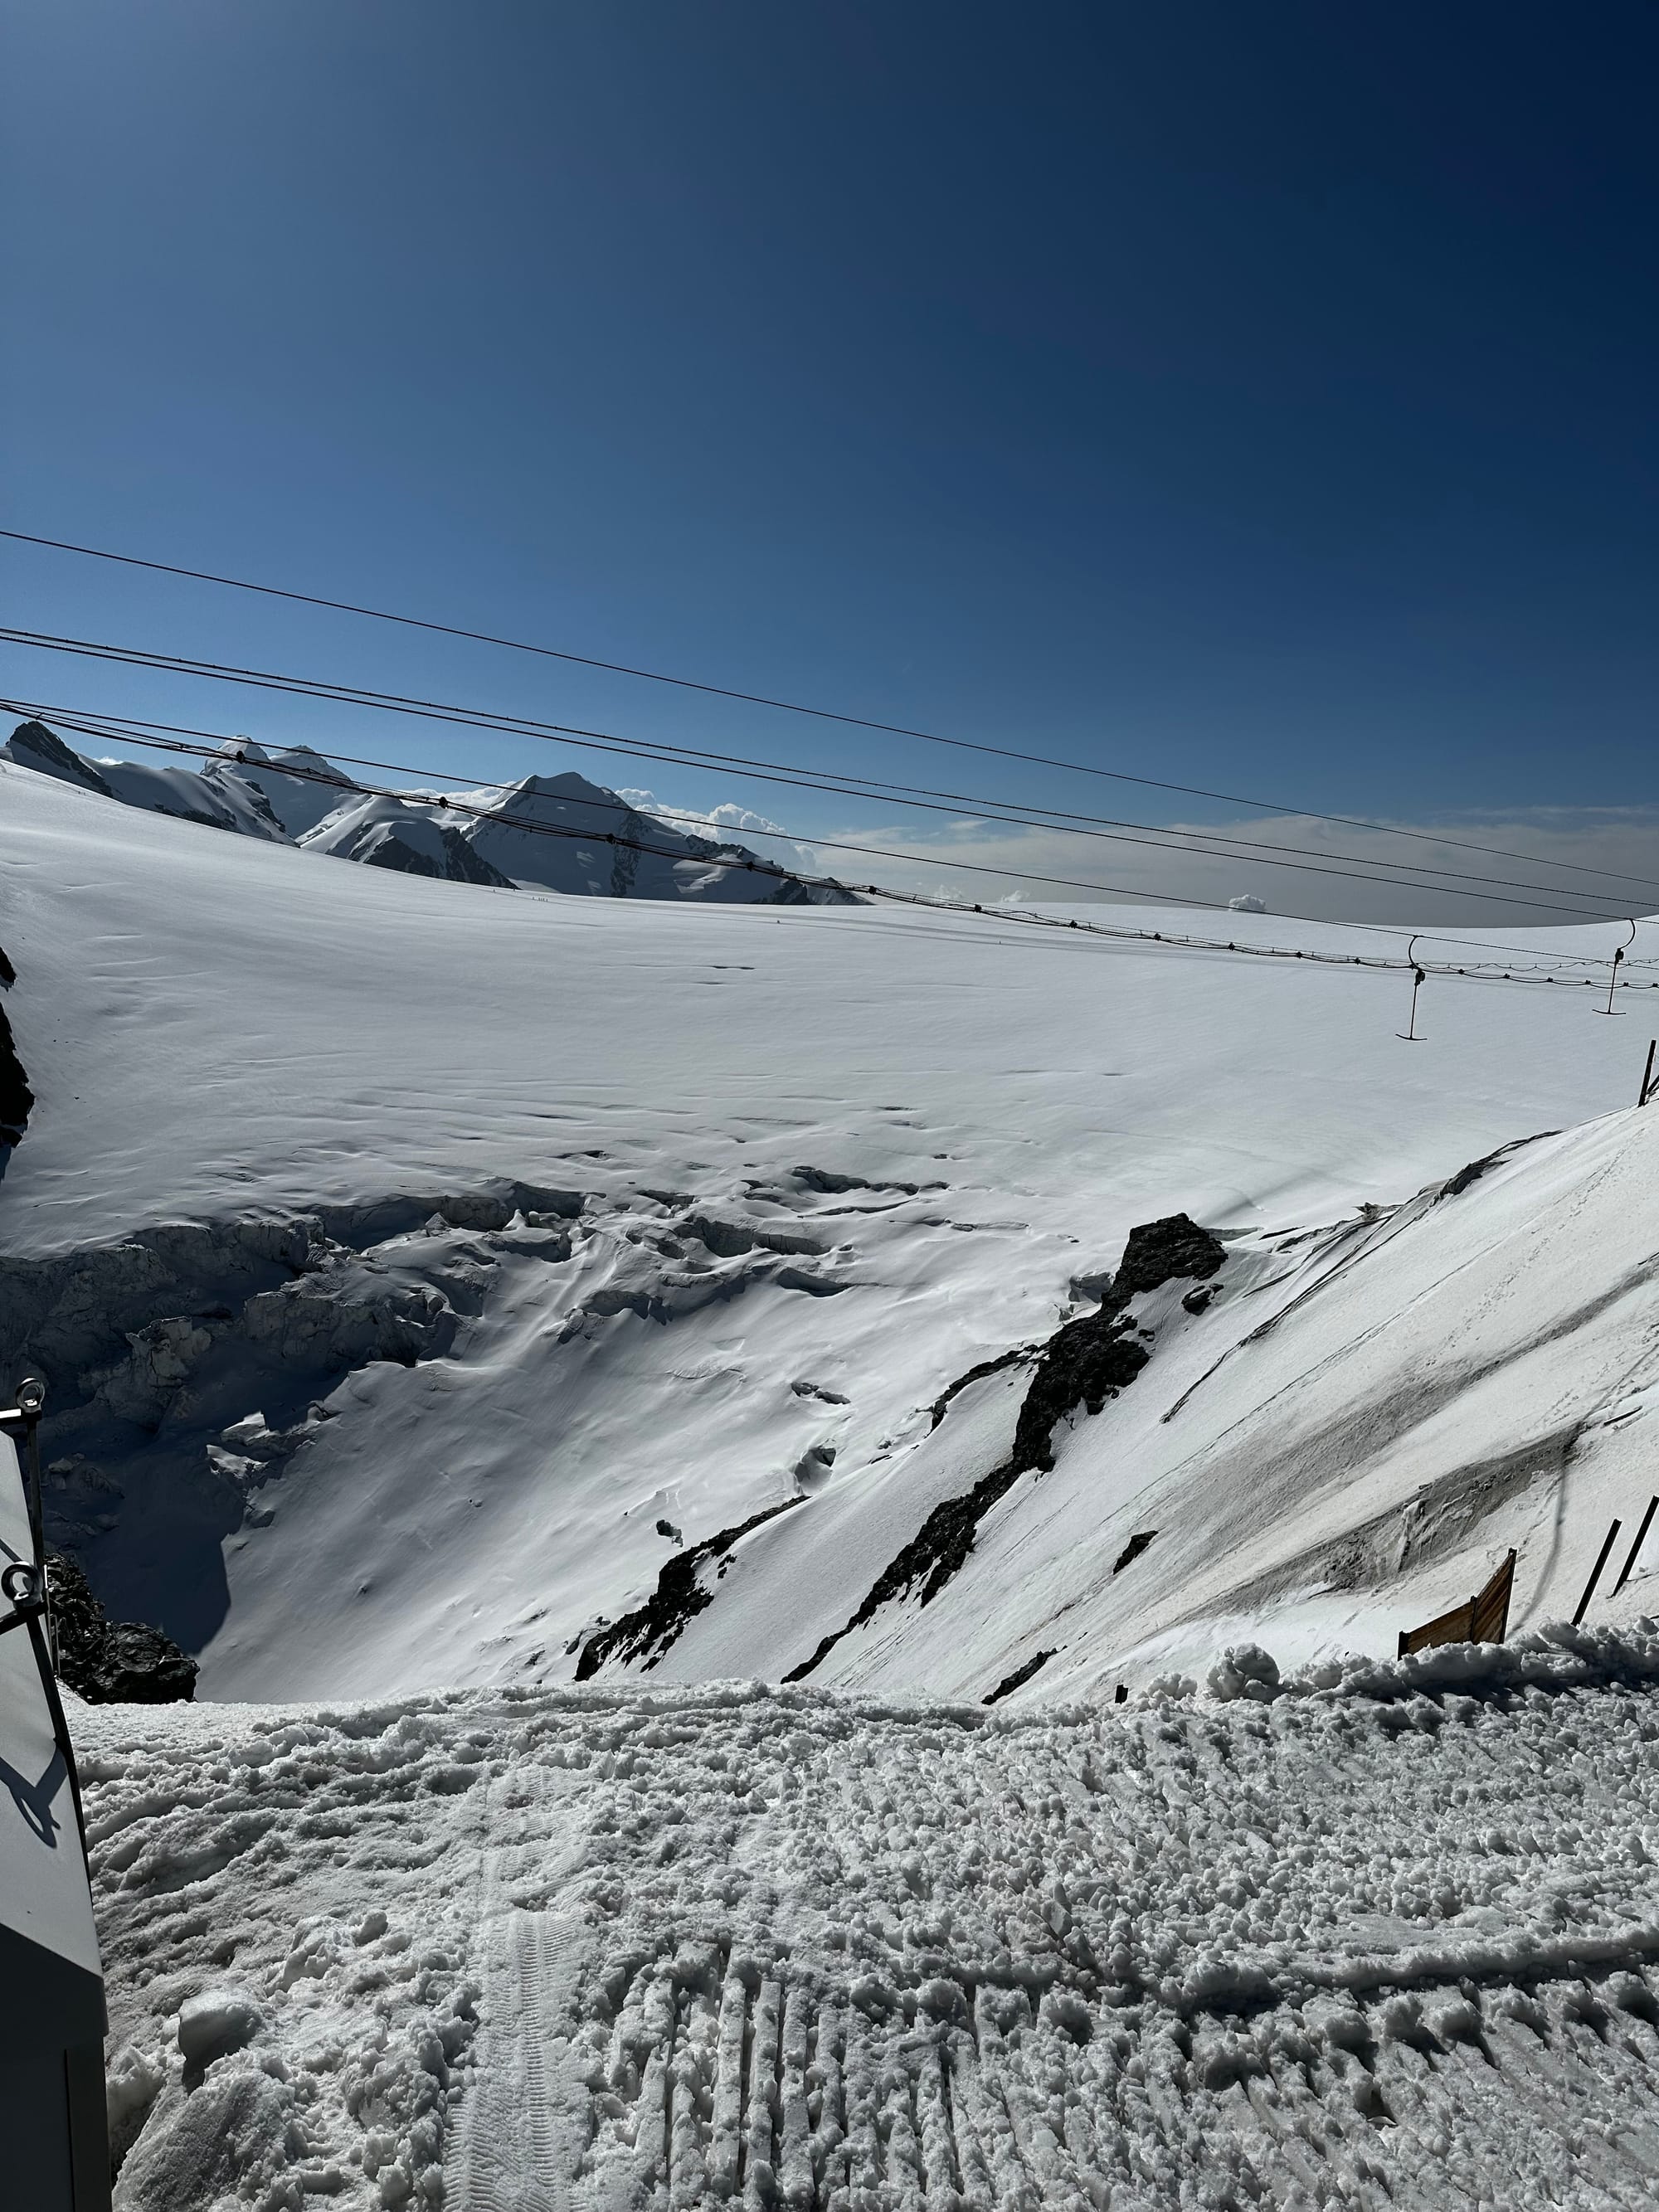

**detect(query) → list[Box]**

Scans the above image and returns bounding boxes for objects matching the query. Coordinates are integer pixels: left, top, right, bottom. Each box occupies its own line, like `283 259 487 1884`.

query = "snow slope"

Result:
80 1630 1659 2210
299 788 518 885
6 756 1659 1709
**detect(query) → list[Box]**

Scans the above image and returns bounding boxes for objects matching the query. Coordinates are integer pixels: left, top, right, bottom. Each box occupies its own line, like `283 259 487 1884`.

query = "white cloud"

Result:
494 775 1659 929
805 805 1659 931
616 788 820 871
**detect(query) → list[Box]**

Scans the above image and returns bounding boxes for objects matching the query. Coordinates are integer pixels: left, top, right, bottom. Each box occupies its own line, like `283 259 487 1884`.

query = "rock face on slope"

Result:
2 719 295 838
203 740 361 838
46 1549 198 1702
762 1213 1224 1680
299 791 516 886
0 941 31 1159
3 717 118 795
452 770 860 904
1008 1213 1225 1478
0 1006 31 1152
1110 1212 1228 1299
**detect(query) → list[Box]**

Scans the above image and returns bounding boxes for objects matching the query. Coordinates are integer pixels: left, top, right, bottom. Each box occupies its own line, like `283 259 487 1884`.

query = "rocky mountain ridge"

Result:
1 717 858 905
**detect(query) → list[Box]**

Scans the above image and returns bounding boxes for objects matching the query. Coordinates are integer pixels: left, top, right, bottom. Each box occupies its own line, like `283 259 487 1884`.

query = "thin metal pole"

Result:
1614 1496 1659 1594
25 1607 89 1863
1641 1040 1657 1106
1397 936 1426 1042
1574 1518 1622 1625
17 1383 53 1662
1597 922 1637 1017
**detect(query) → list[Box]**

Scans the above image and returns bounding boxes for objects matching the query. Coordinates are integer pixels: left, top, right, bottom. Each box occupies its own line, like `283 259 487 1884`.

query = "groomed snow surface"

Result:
86 1631 1659 2210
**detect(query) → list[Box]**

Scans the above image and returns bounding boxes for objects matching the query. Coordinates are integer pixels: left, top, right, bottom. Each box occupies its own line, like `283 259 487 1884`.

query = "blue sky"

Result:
4 2 1658 921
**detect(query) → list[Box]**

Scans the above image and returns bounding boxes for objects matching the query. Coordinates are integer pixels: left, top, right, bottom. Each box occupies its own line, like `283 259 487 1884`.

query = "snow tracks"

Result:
81 1632 1659 2209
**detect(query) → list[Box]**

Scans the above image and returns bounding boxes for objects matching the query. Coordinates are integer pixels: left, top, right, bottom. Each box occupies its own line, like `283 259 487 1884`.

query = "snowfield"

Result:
11 751 1659 2205
6 756 1659 1708
82 1630 1659 2210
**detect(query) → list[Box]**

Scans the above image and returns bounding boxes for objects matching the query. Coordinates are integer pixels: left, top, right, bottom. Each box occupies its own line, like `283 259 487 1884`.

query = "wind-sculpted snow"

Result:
80 1636 1659 2207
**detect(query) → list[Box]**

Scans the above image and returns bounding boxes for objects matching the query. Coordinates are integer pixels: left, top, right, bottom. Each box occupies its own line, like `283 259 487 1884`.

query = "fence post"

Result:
1641 1040 1657 1107
1614 1497 1659 1594
1574 1518 1623 1626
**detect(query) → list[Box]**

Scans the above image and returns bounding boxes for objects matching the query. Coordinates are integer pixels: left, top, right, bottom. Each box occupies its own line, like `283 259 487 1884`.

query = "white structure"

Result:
0 1423 109 2209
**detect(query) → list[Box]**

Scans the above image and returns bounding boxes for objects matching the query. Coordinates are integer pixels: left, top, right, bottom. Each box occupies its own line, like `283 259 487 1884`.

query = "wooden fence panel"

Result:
1397 1549 1515 1659
1469 1549 1516 1645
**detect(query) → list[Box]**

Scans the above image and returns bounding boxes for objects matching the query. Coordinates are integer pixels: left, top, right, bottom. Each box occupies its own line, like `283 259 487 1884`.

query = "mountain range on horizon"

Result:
1 716 859 906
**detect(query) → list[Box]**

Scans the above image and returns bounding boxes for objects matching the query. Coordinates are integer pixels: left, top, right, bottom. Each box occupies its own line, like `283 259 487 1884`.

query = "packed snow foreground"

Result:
7 756 1659 2203
84 1633 1659 2210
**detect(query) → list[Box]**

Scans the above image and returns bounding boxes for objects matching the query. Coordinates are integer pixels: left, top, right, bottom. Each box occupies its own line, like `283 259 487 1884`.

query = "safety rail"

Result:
0 1379 88 1859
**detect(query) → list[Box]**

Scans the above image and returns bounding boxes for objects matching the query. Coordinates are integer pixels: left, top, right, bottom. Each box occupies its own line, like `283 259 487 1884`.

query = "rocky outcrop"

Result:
983 1648 1053 1704
575 1495 804 1678
1107 1213 1226 1299
0 1004 31 1150
2 717 116 794
0 941 30 1159
45 1549 198 1701
300 790 518 886
785 1210 1228 1681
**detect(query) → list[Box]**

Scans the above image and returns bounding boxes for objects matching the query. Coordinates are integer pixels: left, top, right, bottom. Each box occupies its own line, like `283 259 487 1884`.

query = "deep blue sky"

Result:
4 2 1657 912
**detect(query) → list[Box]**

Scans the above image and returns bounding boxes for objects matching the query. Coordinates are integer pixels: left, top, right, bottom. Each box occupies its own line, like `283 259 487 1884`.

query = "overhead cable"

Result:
9 699 1653 995
16 692 1640 971
4 523 1657 899
0 630 1644 922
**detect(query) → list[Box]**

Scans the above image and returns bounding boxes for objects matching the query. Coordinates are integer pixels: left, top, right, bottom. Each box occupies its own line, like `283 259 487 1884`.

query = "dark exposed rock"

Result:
355 830 446 878
1112 1530 1157 1573
1109 1213 1228 1300
1182 1283 1219 1315
3 717 116 795
791 1378 849 1406
576 1495 803 1677
792 1166 940 1197
983 1649 1054 1705
1009 1310 1149 1477
0 940 15 987
786 1209 1227 1681
0 1004 33 1149
1439 1130 1559 1200
45 1549 197 1702
929 1346 1034 1430
353 823 518 888
439 825 515 887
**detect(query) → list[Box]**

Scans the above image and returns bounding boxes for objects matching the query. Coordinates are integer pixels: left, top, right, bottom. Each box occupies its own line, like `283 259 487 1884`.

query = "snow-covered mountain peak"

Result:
299 787 514 887
4 715 118 794
2 717 853 906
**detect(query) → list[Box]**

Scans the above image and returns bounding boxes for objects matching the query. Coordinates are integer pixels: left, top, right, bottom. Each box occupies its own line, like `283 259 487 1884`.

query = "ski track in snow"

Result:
83 1628 1659 2210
